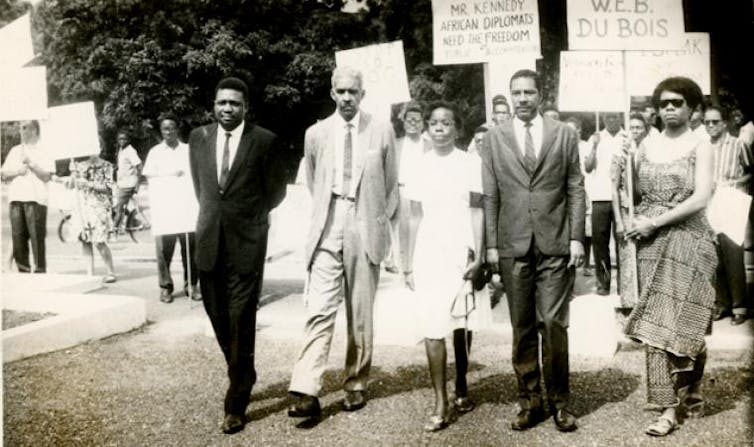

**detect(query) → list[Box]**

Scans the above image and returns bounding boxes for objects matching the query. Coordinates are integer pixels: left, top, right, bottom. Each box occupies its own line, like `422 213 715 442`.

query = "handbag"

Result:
470 263 492 291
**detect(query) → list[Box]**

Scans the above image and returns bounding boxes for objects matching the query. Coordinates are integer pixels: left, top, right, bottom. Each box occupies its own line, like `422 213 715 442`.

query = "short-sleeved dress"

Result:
71 157 114 244
624 131 717 360
405 148 492 339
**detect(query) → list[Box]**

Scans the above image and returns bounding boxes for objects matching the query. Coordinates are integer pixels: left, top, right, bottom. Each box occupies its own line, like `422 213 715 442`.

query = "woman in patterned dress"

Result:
68 154 116 282
623 77 717 437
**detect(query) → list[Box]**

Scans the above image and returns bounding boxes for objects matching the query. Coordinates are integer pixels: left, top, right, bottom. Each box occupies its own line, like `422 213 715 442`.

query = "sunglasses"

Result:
703 119 722 125
658 99 685 109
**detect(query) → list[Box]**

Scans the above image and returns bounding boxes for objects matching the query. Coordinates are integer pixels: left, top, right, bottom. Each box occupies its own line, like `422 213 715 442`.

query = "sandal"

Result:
423 414 449 432
453 397 475 413
645 416 677 437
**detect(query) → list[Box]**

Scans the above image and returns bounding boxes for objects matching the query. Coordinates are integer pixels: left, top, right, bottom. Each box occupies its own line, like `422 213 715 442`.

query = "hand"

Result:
567 240 585 268
615 222 625 241
625 216 656 240
462 260 482 281
486 248 499 267
403 272 415 291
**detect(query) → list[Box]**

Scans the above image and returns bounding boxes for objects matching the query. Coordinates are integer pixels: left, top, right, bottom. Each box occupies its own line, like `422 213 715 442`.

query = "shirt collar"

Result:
335 111 360 129
220 120 245 138
513 114 542 129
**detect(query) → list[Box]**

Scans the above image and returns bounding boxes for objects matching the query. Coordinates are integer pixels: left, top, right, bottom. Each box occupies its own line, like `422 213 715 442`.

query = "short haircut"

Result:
492 94 508 106
651 76 703 112
22 120 40 135
629 112 647 127
401 101 423 120
704 103 727 120
157 113 180 127
331 66 364 89
510 69 540 92
426 100 462 130
215 77 249 103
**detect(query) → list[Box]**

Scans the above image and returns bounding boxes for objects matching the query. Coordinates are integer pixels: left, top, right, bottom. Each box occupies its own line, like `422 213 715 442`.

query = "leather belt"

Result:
332 192 355 202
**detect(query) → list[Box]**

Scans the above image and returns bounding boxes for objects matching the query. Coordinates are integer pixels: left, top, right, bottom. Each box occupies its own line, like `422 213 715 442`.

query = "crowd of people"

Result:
1 67 752 438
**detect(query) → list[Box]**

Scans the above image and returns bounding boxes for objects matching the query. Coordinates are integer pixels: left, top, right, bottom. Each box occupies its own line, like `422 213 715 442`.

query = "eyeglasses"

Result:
404 118 423 124
703 119 722 125
658 99 685 109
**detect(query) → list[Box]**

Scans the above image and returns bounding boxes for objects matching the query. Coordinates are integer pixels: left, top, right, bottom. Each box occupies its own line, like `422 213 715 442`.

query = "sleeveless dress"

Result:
623 132 717 360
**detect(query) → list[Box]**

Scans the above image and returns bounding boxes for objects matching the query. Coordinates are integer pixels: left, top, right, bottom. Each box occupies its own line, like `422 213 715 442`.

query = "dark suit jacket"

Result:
480 116 585 258
188 122 287 274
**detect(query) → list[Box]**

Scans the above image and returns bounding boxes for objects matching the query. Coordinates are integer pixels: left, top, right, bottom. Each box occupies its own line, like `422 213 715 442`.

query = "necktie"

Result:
524 121 536 174
219 132 231 188
343 123 353 196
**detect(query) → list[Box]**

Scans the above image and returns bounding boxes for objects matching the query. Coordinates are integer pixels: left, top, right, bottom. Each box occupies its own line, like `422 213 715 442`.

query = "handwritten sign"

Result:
335 41 411 119
40 102 100 160
0 14 35 70
558 51 624 112
567 0 685 50
0 66 48 122
626 32 710 95
432 0 541 65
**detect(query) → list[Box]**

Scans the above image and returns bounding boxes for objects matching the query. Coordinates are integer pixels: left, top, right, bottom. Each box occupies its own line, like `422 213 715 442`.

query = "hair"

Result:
22 120 40 135
704 103 727 121
426 100 462 130
492 94 508 106
331 66 364 89
401 101 423 120
629 112 648 128
215 77 249 103
157 113 180 127
510 69 541 92
651 76 704 112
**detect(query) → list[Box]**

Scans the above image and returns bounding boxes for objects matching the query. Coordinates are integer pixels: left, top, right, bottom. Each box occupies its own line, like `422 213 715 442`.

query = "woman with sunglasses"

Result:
402 101 491 432
622 77 717 437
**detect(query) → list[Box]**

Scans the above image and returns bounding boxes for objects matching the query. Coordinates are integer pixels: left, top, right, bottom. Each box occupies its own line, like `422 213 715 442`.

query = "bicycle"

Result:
58 194 149 243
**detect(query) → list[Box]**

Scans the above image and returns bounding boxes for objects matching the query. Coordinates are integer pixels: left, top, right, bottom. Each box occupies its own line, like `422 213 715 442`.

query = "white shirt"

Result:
215 121 245 182
116 145 142 188
1 143 54 205
399 135 424 185
143 140 191 178
332 112 361 197
512 115 543 159
693 125 709 141
590 128 625 201
577 140 594 201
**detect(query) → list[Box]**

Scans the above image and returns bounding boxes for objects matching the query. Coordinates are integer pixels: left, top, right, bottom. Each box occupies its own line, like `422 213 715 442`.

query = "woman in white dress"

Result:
402 102 491 431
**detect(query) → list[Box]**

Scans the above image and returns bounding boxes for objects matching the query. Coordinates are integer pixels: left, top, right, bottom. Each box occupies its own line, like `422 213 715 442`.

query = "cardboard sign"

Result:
335 41 411 119
567 0 685 50
626 32 711 95
483 55 539 122
40 102 100 160
432 0 541 65
0 66 48 122
148 176 199 236
0 14 35 70
558 51 624 112
708 186 751 245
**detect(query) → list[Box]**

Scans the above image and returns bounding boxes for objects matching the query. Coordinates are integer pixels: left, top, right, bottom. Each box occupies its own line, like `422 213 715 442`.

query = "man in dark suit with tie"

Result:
188 77 287 434
480 69 585 432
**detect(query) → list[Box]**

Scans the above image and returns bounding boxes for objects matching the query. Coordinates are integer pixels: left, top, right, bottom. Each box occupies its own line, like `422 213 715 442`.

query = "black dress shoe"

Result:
731 314 747 326
159 289 173 303
510 407 544 431
221 414 245 434
342 390 366 412
287 393 321 418
553 409 578 432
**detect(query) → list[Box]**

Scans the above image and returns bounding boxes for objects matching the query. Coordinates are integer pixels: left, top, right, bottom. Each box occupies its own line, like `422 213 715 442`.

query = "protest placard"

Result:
707 186 751 246
567 0 685 51
432 0 541 65
0 14 35 70
335 41 411 119
39 102 100 160
0 66 48 122
558 51 624 112
148 175 199 236
626 32 710 95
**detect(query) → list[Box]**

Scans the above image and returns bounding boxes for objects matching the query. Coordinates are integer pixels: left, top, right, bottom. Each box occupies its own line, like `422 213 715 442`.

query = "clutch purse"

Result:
470 263 492 291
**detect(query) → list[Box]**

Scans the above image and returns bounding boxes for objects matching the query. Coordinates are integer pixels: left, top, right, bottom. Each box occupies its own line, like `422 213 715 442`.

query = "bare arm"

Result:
383 126 399 220
584 133 599 172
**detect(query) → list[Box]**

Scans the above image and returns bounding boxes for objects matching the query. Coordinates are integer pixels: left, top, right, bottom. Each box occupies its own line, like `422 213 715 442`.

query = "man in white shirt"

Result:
584 112 625 295
1 120 54 272
143 115 199 303
113 130 142 234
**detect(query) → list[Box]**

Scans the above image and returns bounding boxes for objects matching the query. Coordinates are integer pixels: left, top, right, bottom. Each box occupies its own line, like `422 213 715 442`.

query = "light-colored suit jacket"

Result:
481 116 585 258
303 111 398 269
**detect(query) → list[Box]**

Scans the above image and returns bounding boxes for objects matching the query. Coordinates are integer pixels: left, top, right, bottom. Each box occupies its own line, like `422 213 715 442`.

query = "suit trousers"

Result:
715 233 747 314
289 197 379 397
10 201 47 273
155 232 198 292
500 237 573 410
591 201 618 293
199 232 262 416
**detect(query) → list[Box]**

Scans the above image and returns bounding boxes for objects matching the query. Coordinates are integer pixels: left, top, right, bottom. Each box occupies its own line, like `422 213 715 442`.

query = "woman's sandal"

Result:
453 397 475 413
423 414 449 432
645 415 677 437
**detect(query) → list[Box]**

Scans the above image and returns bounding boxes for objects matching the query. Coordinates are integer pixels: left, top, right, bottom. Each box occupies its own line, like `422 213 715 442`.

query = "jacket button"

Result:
219 189 224 195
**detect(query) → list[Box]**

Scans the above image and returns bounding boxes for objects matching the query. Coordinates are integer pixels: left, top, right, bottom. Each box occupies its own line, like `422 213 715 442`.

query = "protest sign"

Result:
483 54 538 122
558 51 624 112
0 66 48 122
707 186 751 246
0 14 35 70
148 175 199 236
432 0 541 65
626 32 710 95
40 102 100 160
567 0 685 50
335 41 411 119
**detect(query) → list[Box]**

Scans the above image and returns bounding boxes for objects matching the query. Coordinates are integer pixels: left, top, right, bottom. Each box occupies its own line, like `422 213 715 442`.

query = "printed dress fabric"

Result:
405 148 492 339
624 139 717 363
71 157 114 244
611 153 638 309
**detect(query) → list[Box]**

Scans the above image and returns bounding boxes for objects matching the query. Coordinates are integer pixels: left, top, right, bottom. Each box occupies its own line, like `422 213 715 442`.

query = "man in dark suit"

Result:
480 69 585 432
188 77 287 434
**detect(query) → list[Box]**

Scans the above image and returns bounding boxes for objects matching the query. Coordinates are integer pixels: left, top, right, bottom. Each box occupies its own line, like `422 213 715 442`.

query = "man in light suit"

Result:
481 69 585 432
188 77 287 434
287 66 398 419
